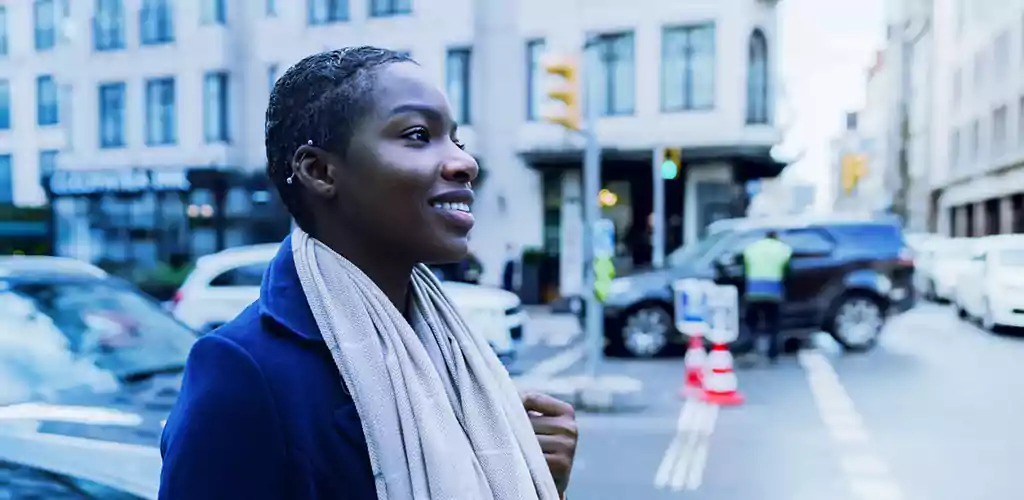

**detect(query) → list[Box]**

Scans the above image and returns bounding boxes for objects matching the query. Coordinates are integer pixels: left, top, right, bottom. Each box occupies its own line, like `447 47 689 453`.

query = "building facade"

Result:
930 0 1024 237
0 0 784 297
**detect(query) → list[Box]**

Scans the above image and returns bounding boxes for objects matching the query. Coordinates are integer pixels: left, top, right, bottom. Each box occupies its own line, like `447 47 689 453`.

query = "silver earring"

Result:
287 140 315 185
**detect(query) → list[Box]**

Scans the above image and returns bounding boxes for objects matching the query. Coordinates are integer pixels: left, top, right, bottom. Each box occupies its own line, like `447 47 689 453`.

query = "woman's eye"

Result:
403 128 430 142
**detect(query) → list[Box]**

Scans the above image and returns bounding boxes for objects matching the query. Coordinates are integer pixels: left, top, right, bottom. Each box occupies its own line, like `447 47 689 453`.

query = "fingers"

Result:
529 415 578 437
522 392 576 418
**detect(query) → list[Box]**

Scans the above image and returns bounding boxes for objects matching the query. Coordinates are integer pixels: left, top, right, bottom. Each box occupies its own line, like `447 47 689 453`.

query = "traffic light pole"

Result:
652 146 666 268
581 42 603 380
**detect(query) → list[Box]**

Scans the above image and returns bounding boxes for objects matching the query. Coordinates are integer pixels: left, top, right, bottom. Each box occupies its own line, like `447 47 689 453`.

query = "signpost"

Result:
705 284 739 345
672 278 710 335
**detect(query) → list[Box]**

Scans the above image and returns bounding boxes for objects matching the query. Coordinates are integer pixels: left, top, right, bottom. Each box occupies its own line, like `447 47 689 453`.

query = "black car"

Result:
600 215 916 357
0 256 197 498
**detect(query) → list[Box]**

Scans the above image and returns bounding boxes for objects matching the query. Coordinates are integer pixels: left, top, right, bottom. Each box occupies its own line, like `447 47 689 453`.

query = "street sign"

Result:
593 218 615 259
705 284 739 344
672 278 712 335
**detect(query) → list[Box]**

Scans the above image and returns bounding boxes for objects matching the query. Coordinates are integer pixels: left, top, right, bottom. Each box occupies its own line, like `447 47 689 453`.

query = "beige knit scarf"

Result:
290 228 560 500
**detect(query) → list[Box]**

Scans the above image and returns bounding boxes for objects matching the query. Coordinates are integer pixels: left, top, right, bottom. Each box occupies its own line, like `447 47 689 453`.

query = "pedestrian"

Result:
740 230 792 364
159 47 576 500
502 242 522 293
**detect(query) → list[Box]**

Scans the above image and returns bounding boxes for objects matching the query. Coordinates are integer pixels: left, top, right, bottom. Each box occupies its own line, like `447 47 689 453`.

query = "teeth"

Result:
432 202 472 213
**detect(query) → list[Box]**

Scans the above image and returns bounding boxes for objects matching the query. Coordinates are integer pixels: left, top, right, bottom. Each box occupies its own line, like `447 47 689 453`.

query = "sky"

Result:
775 0 887 209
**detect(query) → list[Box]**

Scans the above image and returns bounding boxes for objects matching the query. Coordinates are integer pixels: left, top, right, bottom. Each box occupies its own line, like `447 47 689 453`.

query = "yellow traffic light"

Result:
541 53 581 131
661 148 682 179
841 154 868 194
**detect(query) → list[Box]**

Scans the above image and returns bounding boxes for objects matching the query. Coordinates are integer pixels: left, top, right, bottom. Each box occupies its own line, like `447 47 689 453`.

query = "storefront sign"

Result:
48 169 190 196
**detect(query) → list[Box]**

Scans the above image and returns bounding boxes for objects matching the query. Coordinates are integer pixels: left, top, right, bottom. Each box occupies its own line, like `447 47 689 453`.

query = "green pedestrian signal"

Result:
660 159 678 180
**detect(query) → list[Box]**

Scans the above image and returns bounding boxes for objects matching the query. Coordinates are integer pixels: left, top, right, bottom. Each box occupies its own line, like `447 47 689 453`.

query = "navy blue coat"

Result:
159 236 377 499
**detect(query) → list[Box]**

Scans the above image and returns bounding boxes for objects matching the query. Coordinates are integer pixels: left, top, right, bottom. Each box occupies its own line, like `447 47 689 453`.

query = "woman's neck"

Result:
314 232 414 313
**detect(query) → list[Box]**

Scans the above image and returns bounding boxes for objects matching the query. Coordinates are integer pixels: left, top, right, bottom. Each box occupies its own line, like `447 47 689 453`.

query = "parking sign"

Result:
672 278 712 335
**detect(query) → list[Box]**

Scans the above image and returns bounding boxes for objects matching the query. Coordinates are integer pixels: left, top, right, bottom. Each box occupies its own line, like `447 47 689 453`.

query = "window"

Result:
446 47 471 124
210 263 267 287
140 0 174 44
204 72 230 143
746 29 769 124
0 7 9 56
952 67 962 110
994 31 1009 80
586 32 635 116
34 0 56 51
267 64 279 93
0 80 9 130
94 0 125 50
950 128 960 169
969 119 980 163
973 52 985 90
99 82 126 148
992 105 1007 156
266 0 277 16
145 77 176 145
36 75 59 126
779 229 834 256
39 149 58 176
308 0 348 25
662 25 714 112
0 154 10 204
201 0 226 24
370 0 411 17
526 39 546 120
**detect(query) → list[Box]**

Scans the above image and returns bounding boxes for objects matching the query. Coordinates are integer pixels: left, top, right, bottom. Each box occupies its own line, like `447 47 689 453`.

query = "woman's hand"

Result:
522 392 578 496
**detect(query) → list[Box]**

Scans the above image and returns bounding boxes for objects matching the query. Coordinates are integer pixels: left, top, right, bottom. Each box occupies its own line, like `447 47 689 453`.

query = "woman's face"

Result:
310 62 480 264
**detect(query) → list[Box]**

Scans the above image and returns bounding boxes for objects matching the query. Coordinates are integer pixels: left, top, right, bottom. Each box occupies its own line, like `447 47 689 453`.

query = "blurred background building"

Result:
0 0 785 302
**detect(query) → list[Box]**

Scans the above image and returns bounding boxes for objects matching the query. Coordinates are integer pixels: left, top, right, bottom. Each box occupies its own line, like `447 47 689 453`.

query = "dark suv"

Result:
600 215 916 357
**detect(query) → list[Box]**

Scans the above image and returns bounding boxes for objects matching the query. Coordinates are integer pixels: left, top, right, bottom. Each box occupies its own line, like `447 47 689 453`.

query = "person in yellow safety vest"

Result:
740 230 793 364
593 255 616 303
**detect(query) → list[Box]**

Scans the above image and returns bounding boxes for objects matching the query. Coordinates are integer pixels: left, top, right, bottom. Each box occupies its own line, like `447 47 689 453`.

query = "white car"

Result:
955 235 1024 330
170 244 525 365
922 237 978 302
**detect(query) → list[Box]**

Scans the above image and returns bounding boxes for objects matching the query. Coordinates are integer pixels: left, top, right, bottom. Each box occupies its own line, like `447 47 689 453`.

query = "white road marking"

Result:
653 399 719 491
518 343 586 380
798 349 906 500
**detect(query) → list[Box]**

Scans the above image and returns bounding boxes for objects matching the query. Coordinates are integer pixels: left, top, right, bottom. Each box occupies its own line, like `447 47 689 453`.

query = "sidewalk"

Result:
522 306 580 348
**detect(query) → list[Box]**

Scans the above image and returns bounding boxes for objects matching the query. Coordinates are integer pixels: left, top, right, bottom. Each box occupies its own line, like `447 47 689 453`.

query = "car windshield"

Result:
0 278 196 406
668 230 734 267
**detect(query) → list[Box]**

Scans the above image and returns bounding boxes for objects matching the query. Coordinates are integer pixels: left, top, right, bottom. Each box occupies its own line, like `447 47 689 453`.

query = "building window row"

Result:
523 24 770 122
93 73 231 149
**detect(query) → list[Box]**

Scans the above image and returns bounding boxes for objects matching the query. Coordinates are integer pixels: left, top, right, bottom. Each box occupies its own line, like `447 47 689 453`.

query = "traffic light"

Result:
841 153 868 194
661 148 681 180
541 54 581 131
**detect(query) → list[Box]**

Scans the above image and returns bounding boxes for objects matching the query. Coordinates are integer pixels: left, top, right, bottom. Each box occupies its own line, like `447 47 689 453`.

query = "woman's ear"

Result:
292 143 336 199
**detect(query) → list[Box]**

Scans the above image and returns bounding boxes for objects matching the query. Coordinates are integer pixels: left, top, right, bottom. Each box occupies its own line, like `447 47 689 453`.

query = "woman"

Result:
159 47 577 499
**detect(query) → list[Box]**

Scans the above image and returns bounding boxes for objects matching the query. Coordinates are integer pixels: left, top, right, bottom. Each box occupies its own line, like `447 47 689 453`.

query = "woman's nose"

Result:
441 151 479 184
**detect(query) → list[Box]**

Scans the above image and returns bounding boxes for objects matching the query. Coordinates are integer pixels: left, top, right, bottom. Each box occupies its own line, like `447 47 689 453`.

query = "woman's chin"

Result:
420 238 470 265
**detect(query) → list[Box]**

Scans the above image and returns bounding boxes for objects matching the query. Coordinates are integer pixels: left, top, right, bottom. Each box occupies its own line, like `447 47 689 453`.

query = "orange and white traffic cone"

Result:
679 333 706 398
701 343 744 406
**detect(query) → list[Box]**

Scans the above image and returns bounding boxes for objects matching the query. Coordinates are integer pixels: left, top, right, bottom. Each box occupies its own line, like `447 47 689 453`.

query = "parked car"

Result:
918 237 976 302
170 244 524 366
600 215 917 357
0 256 194 498
953 235 1024 330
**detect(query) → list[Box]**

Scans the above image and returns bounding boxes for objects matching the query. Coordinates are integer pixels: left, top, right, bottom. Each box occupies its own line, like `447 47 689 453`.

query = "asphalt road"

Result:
516 303 1024 500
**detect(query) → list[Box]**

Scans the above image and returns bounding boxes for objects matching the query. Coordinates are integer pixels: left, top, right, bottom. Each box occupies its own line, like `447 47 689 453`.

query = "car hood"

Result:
441 282 520 312
0 370 181 449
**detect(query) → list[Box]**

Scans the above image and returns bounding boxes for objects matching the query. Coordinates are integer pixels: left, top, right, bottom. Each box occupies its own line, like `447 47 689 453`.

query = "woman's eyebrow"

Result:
389 103 445 123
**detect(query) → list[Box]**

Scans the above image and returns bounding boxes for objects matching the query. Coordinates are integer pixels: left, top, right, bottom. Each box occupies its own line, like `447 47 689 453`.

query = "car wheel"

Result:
828 294 884 352
955 302 968 319
619 305 672 358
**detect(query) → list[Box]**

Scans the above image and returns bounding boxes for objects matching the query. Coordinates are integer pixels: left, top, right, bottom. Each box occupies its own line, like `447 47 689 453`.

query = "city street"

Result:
518 303 1024 500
